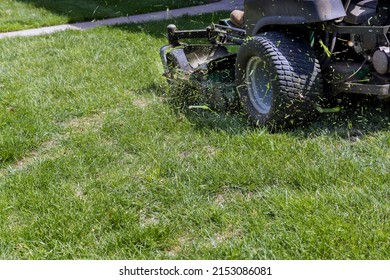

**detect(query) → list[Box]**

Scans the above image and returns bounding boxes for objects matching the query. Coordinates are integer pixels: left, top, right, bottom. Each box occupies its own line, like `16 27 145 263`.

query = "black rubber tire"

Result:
236 32 323 129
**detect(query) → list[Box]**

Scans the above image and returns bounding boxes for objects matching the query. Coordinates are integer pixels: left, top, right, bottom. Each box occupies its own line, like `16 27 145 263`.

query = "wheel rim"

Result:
246 56 272 114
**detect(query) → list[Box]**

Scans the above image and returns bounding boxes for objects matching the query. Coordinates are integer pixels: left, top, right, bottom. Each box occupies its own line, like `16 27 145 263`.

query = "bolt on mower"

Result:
160 0 390 129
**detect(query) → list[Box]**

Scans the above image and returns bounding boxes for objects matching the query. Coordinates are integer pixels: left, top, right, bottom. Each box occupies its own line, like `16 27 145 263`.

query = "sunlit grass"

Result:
0 13 389 259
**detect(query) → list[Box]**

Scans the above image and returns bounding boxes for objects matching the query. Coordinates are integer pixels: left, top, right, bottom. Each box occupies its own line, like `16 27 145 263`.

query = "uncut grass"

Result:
0 14 389 259
0 0 211 32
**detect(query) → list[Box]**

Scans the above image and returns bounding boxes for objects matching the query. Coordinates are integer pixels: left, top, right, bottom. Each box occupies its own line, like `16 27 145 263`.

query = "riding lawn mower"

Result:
160 0 390 129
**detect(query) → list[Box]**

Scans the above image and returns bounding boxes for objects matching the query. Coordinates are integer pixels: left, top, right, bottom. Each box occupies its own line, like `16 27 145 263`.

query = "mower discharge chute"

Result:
160 0 390 129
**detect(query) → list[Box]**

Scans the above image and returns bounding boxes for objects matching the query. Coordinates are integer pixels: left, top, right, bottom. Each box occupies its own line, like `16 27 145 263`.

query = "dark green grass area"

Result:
0 0 215 32
0 13 389 259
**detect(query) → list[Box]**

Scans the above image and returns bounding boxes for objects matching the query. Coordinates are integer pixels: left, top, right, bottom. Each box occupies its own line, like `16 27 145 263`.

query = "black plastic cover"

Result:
244 0 347 35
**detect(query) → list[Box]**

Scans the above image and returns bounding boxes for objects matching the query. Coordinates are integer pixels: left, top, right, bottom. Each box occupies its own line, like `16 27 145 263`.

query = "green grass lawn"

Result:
0 13 389 259
0 0 213 32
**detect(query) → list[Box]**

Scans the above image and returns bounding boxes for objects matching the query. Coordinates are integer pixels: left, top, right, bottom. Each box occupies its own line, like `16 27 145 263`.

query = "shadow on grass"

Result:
16 0 215 22
173 107 250 134
291 95 390 139
163 75 389 136
143 80 251 134
169 94 389 138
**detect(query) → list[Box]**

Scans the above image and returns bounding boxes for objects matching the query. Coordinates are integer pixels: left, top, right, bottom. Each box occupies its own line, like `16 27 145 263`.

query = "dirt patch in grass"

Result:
65 113 105 132
165 236 191 257
132 97 154 110
0 113 107 176
0 139 60 176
